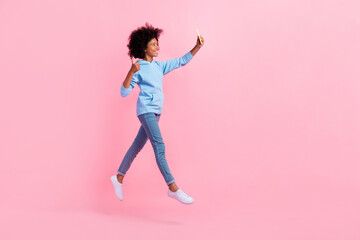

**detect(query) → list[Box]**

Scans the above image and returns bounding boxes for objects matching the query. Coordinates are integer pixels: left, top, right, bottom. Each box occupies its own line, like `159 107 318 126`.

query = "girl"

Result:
111 22 204 204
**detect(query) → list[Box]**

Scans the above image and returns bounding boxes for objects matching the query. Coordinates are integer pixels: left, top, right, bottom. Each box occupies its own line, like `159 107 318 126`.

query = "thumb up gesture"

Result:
130 57 140 74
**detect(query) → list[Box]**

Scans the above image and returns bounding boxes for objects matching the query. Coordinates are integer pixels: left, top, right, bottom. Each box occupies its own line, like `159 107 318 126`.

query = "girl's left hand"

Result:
196 35 205 48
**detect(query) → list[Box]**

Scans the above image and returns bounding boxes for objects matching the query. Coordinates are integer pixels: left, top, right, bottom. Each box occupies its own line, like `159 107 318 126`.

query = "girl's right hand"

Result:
130 57 140 74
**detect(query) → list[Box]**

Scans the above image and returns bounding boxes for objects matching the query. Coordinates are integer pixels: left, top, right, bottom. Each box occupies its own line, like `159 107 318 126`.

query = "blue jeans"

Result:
117 112 175 185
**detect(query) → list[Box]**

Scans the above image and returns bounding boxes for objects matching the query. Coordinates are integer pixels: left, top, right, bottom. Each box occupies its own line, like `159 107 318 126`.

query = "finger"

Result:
130 56 134 64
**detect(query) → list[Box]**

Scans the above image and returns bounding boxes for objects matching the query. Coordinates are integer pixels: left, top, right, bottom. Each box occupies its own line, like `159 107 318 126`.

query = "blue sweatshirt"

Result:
121 51 193 116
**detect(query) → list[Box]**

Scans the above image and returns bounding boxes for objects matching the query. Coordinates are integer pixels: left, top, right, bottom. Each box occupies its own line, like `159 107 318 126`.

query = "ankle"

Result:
117 174 124 184
168 183 179 192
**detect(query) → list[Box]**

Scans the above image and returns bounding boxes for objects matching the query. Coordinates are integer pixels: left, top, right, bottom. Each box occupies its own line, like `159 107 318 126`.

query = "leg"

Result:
117 123 149 183
138 112 176 186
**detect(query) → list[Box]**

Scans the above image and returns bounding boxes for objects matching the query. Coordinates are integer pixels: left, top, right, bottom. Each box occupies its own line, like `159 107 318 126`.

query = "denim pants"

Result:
117 112 175 185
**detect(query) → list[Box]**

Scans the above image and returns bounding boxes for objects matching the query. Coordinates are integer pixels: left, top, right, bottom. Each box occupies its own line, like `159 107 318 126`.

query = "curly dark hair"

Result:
127 22 163 59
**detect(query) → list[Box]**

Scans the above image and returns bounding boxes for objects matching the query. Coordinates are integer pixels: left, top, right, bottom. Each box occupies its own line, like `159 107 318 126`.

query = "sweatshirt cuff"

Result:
121 84 131 97
186 51 193 60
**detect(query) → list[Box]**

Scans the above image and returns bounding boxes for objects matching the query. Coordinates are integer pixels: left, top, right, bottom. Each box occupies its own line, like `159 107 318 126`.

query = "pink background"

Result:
1 0 360 239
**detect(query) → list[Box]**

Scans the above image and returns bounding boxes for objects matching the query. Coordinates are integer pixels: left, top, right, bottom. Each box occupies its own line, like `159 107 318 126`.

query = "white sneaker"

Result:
168 189 194 204
110 175 123 200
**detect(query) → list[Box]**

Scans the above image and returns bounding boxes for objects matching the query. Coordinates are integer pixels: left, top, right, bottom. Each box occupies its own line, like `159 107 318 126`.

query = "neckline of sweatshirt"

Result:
137 59 153 64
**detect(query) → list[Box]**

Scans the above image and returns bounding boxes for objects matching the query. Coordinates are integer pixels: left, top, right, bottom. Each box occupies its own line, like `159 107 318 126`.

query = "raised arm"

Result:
159 52 193 75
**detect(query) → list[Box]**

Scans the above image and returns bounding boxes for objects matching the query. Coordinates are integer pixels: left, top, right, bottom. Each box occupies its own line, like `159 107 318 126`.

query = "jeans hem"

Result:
166 179 176 185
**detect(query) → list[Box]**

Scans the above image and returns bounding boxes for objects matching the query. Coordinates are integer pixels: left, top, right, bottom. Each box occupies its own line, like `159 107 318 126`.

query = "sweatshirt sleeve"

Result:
159 51 193 76
121 72 139 97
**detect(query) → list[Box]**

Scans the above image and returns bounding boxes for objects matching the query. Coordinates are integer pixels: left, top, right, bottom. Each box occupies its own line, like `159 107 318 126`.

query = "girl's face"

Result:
144 38 160 58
